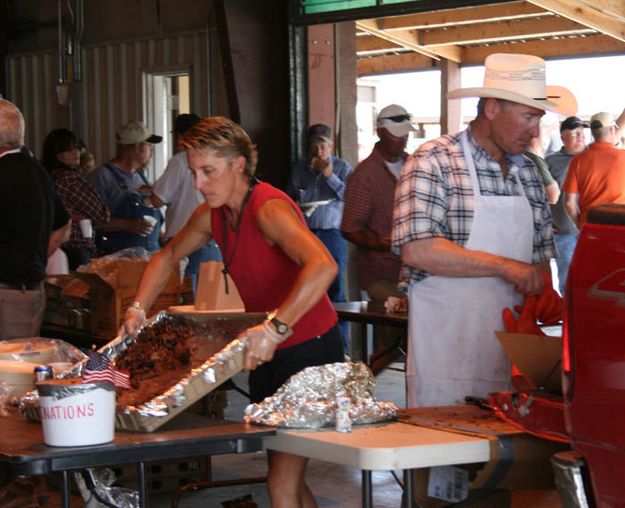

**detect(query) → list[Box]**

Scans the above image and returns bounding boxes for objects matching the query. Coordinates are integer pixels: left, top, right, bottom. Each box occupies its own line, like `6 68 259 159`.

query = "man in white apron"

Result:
392 53 577 407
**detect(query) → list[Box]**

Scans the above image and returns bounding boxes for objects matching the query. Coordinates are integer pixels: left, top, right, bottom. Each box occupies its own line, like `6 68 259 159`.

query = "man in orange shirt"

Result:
563 112 625 229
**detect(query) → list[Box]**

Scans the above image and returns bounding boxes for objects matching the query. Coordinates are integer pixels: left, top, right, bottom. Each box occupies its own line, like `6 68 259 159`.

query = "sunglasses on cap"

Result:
380 114 411 123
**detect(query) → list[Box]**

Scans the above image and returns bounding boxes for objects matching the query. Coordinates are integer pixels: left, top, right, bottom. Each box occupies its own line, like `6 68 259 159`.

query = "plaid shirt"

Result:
341 144 403 290
392 127 556 288
52 169 110 252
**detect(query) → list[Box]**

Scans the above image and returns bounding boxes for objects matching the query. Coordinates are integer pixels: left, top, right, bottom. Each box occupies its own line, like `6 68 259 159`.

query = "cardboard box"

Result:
402 405 568 508
74 260 180 339
45 263 181 339
495 332 562 394
44 275 92 332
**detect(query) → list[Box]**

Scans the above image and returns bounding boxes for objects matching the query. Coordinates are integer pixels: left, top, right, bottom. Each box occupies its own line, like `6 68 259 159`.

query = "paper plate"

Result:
298 199 332 210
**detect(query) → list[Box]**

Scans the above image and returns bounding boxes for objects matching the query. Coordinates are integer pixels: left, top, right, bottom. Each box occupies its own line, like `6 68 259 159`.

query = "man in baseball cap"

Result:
546 116 589 294
287 122 353 349
152 113 222 294
563 110 625 232
341 103 414 372
87 120 163 254
343 103 413 296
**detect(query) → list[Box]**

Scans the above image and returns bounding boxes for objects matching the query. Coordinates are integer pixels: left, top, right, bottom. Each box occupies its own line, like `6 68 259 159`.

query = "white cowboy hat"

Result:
447 53 577 117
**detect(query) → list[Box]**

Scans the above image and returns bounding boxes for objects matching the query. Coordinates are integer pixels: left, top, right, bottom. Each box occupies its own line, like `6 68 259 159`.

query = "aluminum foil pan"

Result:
21 311 263 432
244 362 398 428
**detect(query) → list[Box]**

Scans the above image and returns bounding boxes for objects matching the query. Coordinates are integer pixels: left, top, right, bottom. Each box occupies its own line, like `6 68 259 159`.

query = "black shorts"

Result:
248 324 344 403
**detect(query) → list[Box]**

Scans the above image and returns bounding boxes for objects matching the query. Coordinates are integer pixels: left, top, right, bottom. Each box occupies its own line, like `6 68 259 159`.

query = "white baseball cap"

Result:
376 104 416 138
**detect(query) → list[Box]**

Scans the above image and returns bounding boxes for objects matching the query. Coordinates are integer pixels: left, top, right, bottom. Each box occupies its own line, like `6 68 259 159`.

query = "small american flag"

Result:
82 352 131 389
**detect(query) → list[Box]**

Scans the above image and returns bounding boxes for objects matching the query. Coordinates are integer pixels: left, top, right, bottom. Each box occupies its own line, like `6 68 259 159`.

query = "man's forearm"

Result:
342 229 390 251
563 193 579 227
401 237 544 295
48 220 71 256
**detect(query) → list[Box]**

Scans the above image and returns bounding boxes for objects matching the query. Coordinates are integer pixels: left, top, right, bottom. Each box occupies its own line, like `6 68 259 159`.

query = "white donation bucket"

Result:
37 381 116 447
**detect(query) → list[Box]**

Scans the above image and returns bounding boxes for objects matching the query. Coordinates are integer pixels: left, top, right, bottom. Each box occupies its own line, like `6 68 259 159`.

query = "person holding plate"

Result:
287 124 352 346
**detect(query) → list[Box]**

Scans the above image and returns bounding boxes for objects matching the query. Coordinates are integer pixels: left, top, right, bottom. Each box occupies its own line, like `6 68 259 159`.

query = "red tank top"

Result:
211 181 337 348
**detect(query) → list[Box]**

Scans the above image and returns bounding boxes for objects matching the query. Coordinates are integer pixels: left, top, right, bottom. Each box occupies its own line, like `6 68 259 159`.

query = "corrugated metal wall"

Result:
6 51 67 158
6 29 210 168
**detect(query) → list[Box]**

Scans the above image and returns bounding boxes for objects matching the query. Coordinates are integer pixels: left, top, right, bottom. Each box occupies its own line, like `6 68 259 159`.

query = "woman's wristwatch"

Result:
266 309 293 340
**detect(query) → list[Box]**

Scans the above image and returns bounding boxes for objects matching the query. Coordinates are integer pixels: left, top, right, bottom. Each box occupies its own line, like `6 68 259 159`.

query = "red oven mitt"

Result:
503 297 544 335
502 273 562 333
534 273 563 325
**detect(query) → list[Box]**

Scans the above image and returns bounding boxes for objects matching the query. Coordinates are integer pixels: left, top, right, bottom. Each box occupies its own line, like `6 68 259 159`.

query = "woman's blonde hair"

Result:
180 116 258 177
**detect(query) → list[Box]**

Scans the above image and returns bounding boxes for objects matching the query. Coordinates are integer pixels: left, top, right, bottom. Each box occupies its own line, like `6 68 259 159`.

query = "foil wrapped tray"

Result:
72 311 262 432
244 362 399 428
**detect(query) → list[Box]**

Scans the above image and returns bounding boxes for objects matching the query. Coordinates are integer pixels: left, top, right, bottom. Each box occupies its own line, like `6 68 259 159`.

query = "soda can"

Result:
34 365 54 383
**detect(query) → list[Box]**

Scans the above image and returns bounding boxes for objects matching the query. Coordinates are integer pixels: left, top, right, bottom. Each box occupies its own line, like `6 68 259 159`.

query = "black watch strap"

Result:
266 310 292 338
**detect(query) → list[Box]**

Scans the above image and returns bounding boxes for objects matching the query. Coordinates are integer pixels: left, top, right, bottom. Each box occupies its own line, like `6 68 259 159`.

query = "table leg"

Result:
360 323 369 365
60 470 70 508
138 462 148 508
403 469 413 508
361 470 373 508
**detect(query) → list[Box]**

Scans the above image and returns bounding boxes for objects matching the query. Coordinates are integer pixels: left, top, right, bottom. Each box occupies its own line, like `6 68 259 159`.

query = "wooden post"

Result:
440 59 462 136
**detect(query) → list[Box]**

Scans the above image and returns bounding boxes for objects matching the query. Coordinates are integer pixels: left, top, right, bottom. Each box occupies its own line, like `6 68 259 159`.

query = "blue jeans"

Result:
186 240 222 295
312 228 348 349
555 233 578 295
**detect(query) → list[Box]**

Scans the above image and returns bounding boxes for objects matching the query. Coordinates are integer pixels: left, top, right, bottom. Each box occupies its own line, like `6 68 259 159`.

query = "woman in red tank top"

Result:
124 116 344 508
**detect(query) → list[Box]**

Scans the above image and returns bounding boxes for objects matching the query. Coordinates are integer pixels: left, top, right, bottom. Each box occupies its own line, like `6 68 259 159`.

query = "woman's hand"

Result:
123 302 146 337
238 321 283 371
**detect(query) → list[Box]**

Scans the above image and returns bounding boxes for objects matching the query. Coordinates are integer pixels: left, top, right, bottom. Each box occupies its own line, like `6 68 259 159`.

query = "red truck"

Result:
557 203 625 507
488 203 625 507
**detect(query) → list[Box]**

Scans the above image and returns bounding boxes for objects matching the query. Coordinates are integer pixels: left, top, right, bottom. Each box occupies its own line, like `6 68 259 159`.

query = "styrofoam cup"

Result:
143 215 157 226
142 215 157 237
37 381 116 447
79 218 93 238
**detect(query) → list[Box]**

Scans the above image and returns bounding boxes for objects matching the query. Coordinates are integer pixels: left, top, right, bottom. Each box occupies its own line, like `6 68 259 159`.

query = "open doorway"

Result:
143 69 192 180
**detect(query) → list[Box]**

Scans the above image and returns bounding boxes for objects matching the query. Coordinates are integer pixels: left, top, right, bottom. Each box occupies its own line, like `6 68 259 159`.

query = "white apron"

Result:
406 131 534 407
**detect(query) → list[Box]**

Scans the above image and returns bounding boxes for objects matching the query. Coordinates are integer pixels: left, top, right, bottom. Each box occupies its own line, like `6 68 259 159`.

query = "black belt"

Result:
0 281 43 291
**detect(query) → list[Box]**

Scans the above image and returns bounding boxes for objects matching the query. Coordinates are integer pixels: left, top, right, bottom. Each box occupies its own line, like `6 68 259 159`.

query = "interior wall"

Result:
6 30 210 172
4 0 217 170
2 0 344 190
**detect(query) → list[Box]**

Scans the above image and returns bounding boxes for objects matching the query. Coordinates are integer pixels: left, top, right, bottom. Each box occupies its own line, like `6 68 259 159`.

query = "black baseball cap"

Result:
173 113 201 134
560 116 589 132
307 123 332 143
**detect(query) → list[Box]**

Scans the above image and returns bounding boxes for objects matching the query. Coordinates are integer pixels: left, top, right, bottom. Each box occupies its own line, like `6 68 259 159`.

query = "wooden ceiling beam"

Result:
356 19 463 62
357 34 625 75
356 34 401 53
357 52 438 75
527 0 625 42
463 34 625 63
420 16 592 46
379 1 549 31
